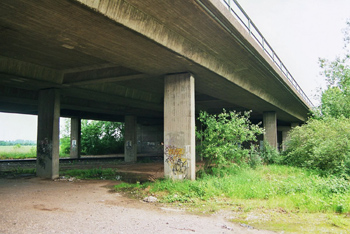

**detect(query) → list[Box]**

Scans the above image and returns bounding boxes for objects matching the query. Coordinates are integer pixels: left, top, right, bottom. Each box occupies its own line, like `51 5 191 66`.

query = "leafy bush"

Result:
60 119 124 156
60 137 71 155
259 141 281 165
196 110 264 174
282 117 350 176
81 120 124 155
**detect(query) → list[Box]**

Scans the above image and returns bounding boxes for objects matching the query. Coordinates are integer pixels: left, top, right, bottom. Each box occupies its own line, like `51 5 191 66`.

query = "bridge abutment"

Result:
36 89 60 179
164 73 196 180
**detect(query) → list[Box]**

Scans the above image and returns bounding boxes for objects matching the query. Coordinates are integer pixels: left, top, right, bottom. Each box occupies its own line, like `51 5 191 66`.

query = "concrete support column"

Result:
36 89 60 179
280 123 299 151
70 118 81 159
281 128 291 151
164 73 195 180
263 111 277 149
124 115 137 162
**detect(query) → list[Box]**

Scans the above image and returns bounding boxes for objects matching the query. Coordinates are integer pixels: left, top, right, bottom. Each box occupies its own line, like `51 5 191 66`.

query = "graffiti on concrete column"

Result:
164 145 189 178
37 138 52 169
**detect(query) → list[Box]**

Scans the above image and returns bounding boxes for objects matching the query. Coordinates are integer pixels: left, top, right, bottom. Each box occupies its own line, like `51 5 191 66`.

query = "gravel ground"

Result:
0 177 275 234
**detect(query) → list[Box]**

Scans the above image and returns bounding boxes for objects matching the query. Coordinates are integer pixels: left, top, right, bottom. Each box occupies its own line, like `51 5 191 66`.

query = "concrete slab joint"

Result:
36 88 60 179
164 73 196 180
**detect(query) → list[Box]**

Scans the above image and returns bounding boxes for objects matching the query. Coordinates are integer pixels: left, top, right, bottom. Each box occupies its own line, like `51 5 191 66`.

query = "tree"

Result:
60 119 124 156
283 21 350 176
318 20 350 118
80 120 124 155
196 109 264 175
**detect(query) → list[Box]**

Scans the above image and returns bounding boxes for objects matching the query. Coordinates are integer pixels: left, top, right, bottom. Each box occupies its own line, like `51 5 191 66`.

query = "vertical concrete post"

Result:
263 111 277 149
164 73 195 180
281 127 291 151
124 115 137 162
70 118 81 159
36 89 60 179
281 123 299 151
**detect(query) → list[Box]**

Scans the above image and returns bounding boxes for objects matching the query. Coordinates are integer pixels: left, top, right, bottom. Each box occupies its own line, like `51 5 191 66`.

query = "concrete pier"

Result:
164 73 195 180
36 89 60 179
124 115 137 162
263 111 277 149
70 118 81 159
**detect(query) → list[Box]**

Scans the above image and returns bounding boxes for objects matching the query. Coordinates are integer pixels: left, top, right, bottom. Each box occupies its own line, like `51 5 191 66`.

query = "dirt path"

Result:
0 177 275 234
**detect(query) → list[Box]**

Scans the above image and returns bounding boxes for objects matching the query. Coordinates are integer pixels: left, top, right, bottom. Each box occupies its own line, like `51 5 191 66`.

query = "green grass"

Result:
115 165 350 233
0 145 71 159
0 145 36 159
1 167 120 180
61 168 119 180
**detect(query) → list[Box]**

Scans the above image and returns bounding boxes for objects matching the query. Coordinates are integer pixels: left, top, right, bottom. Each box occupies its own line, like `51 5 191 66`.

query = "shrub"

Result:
282 117 350 176
260 141 281 165
196 110 264 174
81 120 124 155
60 137 71 155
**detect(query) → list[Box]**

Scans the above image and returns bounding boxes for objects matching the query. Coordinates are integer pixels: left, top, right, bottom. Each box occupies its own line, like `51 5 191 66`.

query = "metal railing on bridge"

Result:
220 0 313 107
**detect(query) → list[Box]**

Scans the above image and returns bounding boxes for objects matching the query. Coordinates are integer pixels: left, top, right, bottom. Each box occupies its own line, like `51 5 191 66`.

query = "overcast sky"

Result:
0 0 349 141
238 0 350 103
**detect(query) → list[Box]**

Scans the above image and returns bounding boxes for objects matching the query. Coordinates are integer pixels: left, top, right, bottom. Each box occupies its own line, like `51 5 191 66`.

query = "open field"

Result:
0 146 69 159
0 145 36 159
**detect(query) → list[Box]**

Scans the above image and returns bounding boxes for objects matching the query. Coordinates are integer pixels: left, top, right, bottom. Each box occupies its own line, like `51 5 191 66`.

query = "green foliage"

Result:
283 21 350 176
196 110 264 174
81 120 124 155
282 117 350 176
59 137 70 155
259 141 281 165
11 168 36 174
116 165 350 214
0 146 36 159
0 140 36 146
61 168 118 180
59 119 124 156
318 20 350 118
13 144 21 149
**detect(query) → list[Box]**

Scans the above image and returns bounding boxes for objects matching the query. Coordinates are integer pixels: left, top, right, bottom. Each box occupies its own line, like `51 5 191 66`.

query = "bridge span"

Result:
0 0 311 179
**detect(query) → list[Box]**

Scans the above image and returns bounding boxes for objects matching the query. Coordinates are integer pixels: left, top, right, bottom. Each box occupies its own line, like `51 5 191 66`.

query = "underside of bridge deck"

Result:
0 0 310 179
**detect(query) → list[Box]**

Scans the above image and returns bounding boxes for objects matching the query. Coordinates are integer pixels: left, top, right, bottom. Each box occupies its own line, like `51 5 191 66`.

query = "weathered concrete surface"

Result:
137 124 163 155
263 112 277 149
70 118 81 159
0 0 310 124
124 115 137 163
0 0 312 179
164 73 196 180
36 89 60 179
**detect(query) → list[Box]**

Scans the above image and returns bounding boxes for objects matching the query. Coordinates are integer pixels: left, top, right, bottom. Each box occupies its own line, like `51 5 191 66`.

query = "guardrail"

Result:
220 0 313 107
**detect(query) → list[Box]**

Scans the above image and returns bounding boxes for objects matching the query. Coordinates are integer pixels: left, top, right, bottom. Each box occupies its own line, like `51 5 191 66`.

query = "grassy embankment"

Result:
115 165 350 233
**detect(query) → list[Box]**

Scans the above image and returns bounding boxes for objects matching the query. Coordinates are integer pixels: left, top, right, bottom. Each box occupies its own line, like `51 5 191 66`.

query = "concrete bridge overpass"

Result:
0 0 312 180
